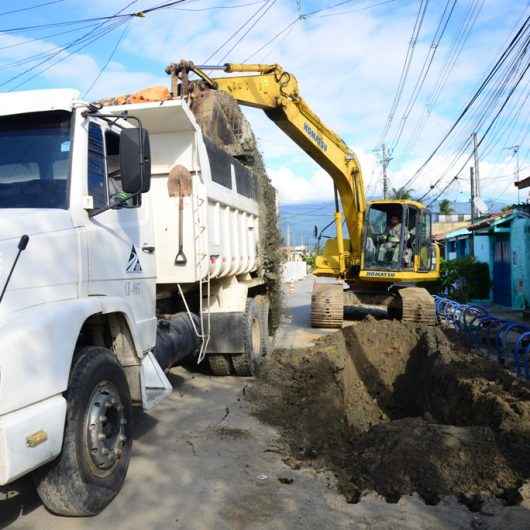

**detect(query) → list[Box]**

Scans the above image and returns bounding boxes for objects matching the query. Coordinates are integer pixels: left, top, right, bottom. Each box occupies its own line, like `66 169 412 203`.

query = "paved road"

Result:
2 277 530 530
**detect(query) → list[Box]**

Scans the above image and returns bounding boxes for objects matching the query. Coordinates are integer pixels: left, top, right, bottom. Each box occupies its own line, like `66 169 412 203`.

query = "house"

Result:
437 227 473 260
468 207 530 308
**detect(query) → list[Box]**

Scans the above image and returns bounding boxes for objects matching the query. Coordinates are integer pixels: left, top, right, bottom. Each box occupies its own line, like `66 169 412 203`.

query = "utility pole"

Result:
506 145 521 202
381 144 392 199
472 132 480 198
470 166 475 258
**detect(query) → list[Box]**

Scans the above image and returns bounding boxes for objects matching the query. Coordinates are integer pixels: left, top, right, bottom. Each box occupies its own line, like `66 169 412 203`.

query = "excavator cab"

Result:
360 200 438 281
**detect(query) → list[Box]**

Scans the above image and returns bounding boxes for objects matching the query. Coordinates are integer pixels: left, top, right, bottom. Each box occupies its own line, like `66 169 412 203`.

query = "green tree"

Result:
438 199 454 215
390 186 414 200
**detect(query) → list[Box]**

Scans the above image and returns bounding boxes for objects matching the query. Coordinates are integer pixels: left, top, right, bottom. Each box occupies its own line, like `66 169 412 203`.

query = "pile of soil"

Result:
100 85 283 332
247 319 530 509
189 87 283 333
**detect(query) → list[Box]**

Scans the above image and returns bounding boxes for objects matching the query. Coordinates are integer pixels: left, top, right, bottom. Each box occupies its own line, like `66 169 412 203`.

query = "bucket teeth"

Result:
311 284 344 328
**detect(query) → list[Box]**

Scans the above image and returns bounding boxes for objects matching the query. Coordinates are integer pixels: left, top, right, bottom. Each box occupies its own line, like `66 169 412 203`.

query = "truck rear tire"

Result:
232 297 266 377
207 355 233 376
34 347 132 516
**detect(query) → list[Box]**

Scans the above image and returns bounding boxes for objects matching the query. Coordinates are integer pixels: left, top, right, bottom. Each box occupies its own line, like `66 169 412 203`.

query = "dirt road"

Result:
2 277 530 530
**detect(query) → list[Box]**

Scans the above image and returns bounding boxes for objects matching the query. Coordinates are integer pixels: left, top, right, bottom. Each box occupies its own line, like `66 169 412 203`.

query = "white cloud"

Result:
0 0 527 208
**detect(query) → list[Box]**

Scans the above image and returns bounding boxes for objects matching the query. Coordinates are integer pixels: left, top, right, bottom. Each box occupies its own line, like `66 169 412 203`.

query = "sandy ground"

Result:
2 276 530 530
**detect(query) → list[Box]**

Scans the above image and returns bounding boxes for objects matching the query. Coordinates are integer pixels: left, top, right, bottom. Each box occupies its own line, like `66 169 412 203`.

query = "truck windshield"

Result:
0 110 71 209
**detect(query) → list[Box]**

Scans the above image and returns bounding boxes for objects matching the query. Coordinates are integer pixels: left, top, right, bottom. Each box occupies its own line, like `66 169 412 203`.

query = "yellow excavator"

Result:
166 61 440 327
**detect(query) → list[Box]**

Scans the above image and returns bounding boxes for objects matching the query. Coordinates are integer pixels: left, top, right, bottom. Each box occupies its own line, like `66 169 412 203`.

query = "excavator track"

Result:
311 283 344 328
393 287 436 325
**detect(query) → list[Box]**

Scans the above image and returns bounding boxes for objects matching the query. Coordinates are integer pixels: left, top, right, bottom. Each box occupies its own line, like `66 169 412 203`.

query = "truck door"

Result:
85 119 157 351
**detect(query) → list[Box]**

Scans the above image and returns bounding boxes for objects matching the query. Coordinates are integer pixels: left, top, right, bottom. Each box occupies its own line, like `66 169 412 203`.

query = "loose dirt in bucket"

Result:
246 318 530 510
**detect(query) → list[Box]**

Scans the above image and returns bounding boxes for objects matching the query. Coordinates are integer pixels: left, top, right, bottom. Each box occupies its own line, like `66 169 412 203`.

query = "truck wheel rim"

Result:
251 318 261 356
86 381 127 474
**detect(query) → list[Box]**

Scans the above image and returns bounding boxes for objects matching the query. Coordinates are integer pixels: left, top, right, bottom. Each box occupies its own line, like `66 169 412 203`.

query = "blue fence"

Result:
434 295 530 380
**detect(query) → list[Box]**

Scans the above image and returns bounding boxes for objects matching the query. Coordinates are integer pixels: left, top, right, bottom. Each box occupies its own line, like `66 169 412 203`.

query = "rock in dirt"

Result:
247 319 530 508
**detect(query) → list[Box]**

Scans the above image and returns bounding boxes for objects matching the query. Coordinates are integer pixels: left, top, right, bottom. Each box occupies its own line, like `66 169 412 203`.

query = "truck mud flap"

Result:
140 352 173 411
204 312 246 354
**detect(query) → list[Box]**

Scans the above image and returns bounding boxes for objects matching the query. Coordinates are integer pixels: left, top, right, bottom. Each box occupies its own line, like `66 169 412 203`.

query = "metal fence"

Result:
434 295 530 380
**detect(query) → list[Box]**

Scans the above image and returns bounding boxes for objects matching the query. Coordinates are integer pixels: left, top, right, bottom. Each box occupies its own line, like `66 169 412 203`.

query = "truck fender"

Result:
0 297 144 416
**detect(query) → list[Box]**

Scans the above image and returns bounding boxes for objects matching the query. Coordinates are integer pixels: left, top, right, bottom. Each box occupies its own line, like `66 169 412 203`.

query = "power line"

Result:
389 0 458 153
403 0 485 154
203 0 269 63
218 0 278 64
0 21 105 52
0 0 194 90
403 14 530 191
83 21 131 97
244 0 406 63
425 50 530 204
0 0 192 33
0 0 140 89
318 0 406 18
378 0 429 145
171 1 265 11
0 0 66 17
243 16 299 63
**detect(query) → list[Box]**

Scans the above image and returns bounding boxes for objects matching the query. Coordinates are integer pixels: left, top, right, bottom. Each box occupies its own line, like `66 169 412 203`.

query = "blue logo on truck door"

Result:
126 246 142 273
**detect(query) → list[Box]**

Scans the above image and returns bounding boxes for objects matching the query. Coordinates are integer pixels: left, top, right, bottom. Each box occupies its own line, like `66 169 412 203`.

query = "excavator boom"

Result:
166 61 365 273
165 60 439 328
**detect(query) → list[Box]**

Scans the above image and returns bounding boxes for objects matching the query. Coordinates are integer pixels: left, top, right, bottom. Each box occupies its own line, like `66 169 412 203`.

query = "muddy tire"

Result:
208 355 233 376
34 347 132 517
232 297 266 377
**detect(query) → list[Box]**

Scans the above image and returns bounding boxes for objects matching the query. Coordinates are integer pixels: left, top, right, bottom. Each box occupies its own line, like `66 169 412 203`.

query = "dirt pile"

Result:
247 319 530 509
189 88 282 332
100 85 283 332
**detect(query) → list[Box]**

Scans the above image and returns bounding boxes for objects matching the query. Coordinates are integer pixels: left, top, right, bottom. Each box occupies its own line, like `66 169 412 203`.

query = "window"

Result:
234 162 256 199
363 204 404 269
0 110 71 209
88 123 138 210
205 137 232 189
87 122 107 209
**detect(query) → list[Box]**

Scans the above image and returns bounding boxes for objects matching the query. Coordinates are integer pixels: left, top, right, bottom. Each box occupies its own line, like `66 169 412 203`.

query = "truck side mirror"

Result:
120 127 151 194
313 225 318 239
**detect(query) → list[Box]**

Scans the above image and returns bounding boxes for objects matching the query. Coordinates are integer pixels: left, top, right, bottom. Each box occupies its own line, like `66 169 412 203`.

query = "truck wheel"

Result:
208 355 233 376
34 347 132 516
232 297 265 377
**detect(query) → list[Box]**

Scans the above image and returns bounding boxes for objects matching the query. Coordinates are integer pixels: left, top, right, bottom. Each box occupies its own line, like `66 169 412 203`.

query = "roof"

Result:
369 199 426 210
436 227 471 241
0 89 80 116
515 176 530 189
468 210 514 231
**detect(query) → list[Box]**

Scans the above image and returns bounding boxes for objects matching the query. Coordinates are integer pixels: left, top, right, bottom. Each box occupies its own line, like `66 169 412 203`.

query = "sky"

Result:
0 0 528 206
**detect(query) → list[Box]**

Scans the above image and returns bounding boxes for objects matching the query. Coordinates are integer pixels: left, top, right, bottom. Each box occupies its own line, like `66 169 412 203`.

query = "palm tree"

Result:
390 186 414 200
438 199 454 215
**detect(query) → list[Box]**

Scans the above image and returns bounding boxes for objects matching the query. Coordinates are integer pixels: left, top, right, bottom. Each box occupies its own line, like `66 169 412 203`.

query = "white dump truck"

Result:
0 89 273 515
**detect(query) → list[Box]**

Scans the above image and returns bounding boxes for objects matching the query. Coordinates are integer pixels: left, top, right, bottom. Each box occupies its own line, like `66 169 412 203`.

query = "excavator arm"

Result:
165 61 366 274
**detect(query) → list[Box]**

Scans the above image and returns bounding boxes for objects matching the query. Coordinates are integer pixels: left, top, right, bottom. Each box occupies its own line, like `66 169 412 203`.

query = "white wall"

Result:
282 261 307 283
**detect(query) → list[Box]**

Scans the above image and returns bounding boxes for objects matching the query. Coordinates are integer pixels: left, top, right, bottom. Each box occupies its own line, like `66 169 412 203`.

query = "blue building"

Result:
438 207 530 308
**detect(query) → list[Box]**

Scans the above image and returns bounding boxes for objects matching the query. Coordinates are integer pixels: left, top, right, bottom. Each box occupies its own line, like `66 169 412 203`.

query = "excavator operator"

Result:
377 213 406 264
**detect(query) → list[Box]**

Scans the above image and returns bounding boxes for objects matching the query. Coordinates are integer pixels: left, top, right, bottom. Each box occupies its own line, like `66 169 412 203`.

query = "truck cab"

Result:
0 90 170 515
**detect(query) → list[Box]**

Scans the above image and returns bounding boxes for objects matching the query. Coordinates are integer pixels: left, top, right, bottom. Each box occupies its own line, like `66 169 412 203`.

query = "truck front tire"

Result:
34 347 132 516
